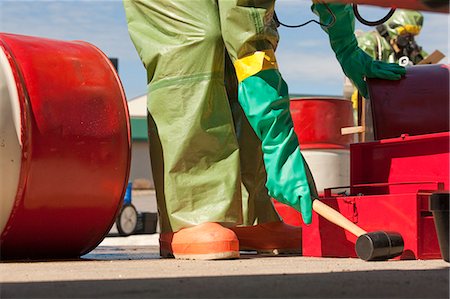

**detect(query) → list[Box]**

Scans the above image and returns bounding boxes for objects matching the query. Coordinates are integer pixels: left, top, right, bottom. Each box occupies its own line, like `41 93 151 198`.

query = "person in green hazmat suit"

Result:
345 9 427 113
358 9 427 65
123 0 405 260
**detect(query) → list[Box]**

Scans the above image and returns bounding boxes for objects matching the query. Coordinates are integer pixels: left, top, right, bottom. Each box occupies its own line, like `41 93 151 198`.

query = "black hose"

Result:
353 4 396 27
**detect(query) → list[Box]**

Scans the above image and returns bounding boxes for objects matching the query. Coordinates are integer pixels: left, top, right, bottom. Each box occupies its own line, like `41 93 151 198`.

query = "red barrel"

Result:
0 33 131 259
290 97 355 149
368 64 450 140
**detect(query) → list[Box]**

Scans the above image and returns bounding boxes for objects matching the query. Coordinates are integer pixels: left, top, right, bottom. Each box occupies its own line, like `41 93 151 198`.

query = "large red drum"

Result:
290 97 355 149
0 33 131 259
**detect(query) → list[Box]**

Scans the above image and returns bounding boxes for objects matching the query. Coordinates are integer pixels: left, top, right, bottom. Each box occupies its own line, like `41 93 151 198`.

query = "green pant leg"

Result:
124 0 243 233
218 0 317 224
219 0 282 225
224 54 280 226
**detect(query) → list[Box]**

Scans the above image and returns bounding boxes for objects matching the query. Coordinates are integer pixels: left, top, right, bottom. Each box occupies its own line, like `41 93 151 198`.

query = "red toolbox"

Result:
302 132 449 259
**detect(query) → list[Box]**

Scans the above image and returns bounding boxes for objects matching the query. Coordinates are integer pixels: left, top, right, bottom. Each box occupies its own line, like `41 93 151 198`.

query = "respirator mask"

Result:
393 32 424 65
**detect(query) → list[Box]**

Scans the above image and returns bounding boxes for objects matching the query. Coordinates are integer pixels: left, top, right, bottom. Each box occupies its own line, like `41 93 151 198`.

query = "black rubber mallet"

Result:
312 200 404 261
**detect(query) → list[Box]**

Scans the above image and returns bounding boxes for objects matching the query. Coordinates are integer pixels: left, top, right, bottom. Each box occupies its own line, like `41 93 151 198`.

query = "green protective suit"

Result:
124 0 318 232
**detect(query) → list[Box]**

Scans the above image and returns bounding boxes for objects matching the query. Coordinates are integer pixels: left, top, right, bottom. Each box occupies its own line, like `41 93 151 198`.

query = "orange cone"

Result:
231 221 302 255
159 222 240 260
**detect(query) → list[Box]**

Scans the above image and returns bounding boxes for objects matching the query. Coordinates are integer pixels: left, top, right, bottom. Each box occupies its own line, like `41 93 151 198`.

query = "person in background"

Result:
359 9 427 65
123 0 405 260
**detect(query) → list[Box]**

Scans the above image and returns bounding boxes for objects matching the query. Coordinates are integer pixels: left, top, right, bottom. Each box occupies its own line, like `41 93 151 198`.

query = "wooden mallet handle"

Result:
312 200 367 237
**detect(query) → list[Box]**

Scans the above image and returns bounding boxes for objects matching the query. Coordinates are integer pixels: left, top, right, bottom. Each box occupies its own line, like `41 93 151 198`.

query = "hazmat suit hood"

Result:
383 9 424 38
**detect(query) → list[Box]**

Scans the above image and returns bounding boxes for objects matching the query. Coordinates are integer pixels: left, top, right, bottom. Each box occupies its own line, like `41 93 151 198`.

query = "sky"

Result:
0 0 448 100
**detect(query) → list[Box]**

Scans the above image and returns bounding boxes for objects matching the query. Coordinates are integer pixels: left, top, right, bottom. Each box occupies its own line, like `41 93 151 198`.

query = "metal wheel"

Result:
116 204 138 236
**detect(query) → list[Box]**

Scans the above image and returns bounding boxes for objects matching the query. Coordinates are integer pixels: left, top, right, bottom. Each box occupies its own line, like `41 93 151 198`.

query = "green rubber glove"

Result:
238 69 312 224
312 3 406 98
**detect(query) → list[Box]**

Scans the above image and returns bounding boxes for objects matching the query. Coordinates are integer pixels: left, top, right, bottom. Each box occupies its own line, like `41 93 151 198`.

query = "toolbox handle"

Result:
323 181 445 197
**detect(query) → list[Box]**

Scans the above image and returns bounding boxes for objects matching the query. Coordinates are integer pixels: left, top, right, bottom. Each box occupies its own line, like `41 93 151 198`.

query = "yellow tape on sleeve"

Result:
234 49 278 82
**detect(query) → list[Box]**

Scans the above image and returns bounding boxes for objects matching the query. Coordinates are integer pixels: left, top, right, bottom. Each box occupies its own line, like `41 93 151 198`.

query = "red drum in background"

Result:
290 97 353 193
290 97 355 149
0 33 131 259
273 98 354 226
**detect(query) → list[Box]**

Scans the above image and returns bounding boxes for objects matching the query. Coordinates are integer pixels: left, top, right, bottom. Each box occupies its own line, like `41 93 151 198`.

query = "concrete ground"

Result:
1 190 449 298
1 241 449 298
